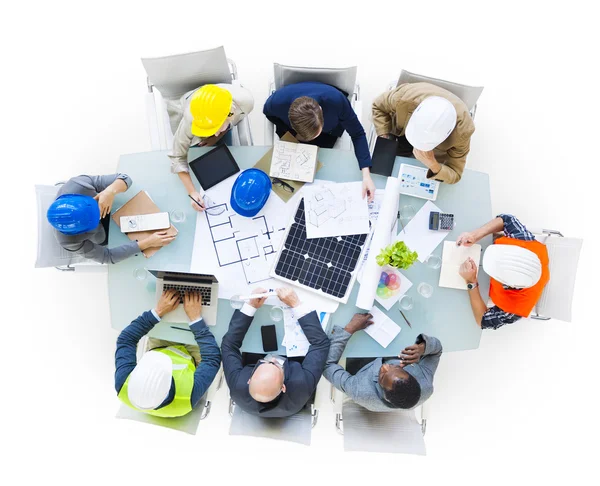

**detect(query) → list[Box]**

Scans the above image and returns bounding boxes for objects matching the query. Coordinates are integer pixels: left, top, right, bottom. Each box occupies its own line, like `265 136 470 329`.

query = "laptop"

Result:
148 270 219 326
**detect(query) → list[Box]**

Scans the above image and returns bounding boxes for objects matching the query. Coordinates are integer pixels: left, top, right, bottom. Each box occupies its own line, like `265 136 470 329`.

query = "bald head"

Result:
248 363 285 403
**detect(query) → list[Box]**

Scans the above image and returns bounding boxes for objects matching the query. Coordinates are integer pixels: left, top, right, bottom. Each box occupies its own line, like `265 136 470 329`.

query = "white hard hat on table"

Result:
128 351 172 410
405 96 458 151
483 245 543 289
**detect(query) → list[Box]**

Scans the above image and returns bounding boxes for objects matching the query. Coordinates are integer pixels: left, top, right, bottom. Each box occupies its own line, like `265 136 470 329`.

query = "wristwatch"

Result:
467 282 479 291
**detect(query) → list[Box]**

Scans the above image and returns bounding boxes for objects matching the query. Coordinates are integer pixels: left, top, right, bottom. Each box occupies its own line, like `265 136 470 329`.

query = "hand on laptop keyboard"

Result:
183 291 203 322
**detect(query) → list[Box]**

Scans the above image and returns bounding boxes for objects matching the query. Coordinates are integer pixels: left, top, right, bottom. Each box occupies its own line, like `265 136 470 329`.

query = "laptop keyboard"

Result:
163 284 212 306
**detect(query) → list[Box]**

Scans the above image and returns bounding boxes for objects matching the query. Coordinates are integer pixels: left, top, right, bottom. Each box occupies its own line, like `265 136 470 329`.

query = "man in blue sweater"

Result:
263 81 375 201
114 289 221 418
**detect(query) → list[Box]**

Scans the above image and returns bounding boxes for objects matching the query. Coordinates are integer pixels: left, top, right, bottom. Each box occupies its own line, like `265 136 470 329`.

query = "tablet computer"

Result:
189 144 240 190
370 136 398 176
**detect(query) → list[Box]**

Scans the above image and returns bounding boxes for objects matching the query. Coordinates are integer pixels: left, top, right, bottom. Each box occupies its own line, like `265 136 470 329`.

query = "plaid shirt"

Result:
481 214 536 330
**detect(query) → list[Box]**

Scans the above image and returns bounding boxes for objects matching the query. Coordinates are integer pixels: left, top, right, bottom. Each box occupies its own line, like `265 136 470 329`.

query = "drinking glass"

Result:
133 268 148 281
269 305 284 322
400 205 416 224
229 294 244 310
170 210 186 224
399 295 414 311
425 255 442 269
417 282 434 298
203 195 226 216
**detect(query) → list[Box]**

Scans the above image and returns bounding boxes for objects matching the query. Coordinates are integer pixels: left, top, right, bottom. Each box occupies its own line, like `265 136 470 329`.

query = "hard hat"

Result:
405 96 457 151
47 194 101 235
190 85 233 138
127 351 173 410
483 244 542 289
230 169 272 217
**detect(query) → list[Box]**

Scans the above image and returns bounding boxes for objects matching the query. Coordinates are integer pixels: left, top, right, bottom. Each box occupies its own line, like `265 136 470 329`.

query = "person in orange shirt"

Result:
457 214 550 330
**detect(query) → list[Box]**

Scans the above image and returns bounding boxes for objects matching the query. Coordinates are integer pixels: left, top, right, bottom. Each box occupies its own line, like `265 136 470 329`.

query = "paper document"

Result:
282 308 330 357
397 201 448 263
439 241 482 290
303 181 370 239
270 140 318 183
365 306 401 348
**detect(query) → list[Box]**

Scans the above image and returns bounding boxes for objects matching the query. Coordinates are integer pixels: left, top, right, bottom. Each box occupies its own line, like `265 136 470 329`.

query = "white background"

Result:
3 0 599 484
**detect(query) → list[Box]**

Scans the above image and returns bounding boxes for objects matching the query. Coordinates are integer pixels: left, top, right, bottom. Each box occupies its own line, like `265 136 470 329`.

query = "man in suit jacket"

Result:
221 287 330 418
263 81 375 202
323 313 443 411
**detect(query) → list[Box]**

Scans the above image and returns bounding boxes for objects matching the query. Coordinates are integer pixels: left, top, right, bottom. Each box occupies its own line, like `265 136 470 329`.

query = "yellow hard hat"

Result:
190 85 233 138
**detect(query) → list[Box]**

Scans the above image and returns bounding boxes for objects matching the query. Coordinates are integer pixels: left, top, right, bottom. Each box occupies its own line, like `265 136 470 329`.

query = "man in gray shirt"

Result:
51 174 174 264
323 313 443 411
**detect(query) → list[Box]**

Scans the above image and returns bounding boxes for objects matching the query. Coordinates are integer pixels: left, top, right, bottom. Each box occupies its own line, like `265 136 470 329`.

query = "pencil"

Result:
399 310 412 328
170 326 193 333
187 194 205 209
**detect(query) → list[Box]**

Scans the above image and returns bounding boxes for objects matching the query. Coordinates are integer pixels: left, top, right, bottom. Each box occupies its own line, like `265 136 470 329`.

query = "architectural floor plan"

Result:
270 140 318 182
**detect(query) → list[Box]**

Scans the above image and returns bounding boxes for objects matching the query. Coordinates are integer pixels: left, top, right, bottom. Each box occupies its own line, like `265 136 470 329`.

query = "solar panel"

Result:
271 198 368 303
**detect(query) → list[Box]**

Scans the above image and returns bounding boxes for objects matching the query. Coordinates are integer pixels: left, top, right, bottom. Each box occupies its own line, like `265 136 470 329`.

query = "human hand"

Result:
398 342 426 367
140 231 176 251
94 190 115 219
249 287 269 309
459 257 478 283
413 149 440 172
155 289 180 317
362 173 376 203
199 136 219 147
456 231 478 247
344 313 374 334
276 288 300 308
183 290 203 321
189 191 205 212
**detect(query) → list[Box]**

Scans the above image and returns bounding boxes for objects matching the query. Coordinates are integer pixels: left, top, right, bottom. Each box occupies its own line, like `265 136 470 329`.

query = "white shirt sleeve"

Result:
240 303 257 317
292 303 313 319
151 309 161 321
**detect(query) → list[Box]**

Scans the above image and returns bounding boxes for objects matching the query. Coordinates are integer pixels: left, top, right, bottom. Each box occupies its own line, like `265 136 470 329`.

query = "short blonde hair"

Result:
288 97 323 141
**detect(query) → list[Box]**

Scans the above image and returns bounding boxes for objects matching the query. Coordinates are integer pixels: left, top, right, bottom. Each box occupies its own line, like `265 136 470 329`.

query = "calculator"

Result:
429 212 455 231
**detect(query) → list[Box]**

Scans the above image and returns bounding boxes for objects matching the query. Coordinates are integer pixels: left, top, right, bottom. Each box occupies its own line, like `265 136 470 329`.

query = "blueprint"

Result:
270 141 318 183
303 181 370 239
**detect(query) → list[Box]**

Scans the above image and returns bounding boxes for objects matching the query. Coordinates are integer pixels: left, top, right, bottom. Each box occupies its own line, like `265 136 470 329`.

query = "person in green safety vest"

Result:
114 289 221 418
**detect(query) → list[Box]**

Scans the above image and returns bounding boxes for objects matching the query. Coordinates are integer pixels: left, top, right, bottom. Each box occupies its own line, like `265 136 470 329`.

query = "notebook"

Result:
370 136 398 176
269 139 318 183
112 191 178 257
438 241 482 290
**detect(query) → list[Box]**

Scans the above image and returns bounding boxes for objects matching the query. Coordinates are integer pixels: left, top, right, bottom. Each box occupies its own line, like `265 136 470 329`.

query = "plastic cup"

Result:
230 294 244 310
133 268 148 281
170 210 186 224
270 306 284 322
417 282 434 298
399 295 414 310
425 255 442 269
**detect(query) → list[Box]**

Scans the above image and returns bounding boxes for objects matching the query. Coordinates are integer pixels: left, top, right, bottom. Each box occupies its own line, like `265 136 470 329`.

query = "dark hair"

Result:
288 96 323 141
383 374 421 409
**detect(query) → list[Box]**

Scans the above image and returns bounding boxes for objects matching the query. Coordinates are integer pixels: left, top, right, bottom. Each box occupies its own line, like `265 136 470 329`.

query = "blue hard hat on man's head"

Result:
230 169 272 218
47 194 101 235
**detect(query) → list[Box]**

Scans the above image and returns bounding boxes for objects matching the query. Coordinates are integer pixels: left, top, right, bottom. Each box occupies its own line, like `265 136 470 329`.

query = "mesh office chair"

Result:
264 63 362 151
330 357 427 455
35 183 106 272
141 46 254 151
367 69 484 151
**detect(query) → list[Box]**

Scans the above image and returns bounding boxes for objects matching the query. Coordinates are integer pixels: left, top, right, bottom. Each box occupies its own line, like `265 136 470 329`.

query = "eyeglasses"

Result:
248 354 285 380
272 178 295 193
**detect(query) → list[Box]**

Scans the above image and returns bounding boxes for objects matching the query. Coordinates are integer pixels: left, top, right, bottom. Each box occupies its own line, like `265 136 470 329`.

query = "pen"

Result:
170 326 193 333
399 310 412 328
188 194 205 209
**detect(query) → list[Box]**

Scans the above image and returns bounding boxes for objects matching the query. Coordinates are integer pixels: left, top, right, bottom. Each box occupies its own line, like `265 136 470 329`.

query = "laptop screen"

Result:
148 270 218 284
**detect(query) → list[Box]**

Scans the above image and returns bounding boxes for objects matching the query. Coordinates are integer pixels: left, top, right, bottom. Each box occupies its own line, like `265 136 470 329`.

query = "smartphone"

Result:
261 325 278 352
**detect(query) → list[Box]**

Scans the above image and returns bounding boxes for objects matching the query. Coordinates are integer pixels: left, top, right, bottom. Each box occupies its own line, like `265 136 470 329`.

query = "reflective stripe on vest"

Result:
489 237 550 317
118 345 195 418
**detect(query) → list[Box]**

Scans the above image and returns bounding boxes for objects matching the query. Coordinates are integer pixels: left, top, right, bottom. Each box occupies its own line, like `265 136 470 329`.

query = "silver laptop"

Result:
148 270 219 326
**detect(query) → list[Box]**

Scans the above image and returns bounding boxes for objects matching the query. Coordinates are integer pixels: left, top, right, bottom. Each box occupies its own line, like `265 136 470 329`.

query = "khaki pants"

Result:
146 338 202 366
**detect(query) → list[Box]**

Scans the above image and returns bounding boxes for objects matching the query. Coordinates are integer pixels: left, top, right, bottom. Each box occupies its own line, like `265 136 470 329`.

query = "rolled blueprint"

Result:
356 176 401 310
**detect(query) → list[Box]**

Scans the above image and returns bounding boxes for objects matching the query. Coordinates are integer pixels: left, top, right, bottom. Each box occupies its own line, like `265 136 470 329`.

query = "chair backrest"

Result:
35 185 89 268
536 236 583 322
141 46 232 101
273 63 357 101
397 69 484 111
342 401 426 454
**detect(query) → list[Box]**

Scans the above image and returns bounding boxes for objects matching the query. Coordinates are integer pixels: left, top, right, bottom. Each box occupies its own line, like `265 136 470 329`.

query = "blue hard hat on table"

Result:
230 169 272 217
47 194 101 235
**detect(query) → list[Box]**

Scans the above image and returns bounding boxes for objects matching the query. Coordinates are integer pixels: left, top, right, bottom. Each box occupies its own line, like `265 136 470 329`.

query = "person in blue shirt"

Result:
263 81 375 201
114 289 221 417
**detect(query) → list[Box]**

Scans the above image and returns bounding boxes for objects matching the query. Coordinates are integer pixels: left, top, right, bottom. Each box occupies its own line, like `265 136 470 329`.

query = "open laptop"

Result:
148 270 219 326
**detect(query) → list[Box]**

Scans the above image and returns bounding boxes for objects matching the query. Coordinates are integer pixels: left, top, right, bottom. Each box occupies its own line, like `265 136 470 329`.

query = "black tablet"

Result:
370 136 398 176
189 144 240 190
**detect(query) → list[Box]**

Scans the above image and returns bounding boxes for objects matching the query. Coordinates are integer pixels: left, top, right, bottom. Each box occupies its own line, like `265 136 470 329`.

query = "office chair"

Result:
35 183 106 272
330 357 427 455
141 46 254 151
264 63 362 151
367 69 484 151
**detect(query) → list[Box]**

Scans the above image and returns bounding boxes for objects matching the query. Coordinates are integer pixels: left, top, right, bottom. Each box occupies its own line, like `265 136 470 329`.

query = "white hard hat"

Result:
405 96 457 151
483 245 542 289
128 351 172 410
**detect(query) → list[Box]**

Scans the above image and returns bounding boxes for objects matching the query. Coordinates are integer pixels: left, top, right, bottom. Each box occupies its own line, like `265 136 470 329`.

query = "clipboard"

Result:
254 132 323 202
112 191 178 258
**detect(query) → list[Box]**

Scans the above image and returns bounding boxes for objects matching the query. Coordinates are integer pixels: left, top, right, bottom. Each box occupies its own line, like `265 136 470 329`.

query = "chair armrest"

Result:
236 117 253 146
145 91 162 152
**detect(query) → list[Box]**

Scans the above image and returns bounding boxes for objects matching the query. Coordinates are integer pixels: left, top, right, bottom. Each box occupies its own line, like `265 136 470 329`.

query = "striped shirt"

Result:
481 214 536 330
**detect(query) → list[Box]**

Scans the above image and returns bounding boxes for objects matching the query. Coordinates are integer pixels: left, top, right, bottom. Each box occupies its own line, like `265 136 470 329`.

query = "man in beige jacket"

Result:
371 83 475 184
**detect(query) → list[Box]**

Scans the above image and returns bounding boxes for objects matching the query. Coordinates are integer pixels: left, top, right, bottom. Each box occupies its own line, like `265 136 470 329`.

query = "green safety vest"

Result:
118 345 195 418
